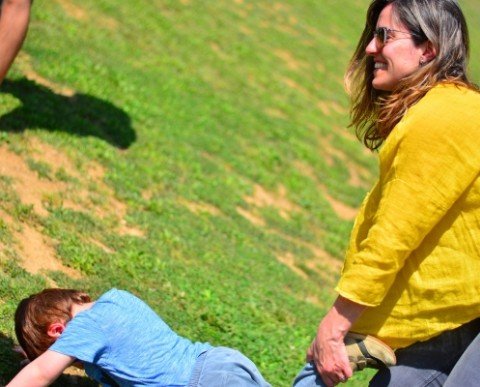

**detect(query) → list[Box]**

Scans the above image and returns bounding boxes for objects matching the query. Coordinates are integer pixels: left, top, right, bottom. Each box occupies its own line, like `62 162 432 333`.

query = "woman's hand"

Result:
307 296 367 386
307 319 352 385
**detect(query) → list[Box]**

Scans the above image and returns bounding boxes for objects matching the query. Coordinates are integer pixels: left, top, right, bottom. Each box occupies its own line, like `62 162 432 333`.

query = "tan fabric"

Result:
336 84 480 349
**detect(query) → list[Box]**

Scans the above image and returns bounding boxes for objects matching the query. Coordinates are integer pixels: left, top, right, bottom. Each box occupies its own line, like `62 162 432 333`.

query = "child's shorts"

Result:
188 346 271 387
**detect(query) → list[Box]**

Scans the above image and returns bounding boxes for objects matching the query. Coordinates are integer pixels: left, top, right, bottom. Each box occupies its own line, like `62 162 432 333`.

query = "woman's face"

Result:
365 4 427 91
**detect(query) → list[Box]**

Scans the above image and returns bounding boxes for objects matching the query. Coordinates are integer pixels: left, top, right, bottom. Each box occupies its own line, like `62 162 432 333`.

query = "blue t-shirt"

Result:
50 289 212 387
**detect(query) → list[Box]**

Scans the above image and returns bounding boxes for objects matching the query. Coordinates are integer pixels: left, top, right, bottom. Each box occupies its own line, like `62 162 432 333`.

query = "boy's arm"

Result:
7 350 75 387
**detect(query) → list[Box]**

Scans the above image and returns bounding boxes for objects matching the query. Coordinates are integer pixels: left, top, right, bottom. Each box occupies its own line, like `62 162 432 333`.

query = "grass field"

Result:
0 0 479 386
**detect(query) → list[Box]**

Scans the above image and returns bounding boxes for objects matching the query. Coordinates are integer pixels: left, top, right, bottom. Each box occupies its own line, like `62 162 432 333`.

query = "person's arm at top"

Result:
0 0 32 83
7 350 75 387
307 296 366 387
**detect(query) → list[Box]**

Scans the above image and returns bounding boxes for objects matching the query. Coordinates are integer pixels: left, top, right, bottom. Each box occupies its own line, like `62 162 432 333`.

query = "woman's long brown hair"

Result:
345 0 478 150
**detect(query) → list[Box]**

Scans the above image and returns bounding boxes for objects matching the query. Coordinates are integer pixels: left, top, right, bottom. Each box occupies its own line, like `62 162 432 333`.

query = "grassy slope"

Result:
0 0 479 385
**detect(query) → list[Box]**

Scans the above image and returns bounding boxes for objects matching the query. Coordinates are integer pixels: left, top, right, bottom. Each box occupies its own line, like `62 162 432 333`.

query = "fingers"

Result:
314 358 352 386
321 372 349 386
320 369 349 386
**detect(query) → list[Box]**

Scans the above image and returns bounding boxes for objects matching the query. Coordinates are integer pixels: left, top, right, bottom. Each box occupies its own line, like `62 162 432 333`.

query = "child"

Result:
9 288 271 387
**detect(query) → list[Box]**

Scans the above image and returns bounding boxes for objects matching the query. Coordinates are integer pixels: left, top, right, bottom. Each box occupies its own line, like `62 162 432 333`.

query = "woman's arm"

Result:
307 296 366 387
7 350 75 387
0 0 32 83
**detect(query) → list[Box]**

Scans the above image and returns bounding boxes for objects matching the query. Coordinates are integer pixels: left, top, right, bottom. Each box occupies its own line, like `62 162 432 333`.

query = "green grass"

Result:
0 0 479 386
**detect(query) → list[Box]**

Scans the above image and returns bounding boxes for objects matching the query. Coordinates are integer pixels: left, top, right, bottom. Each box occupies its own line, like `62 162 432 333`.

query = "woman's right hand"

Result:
306 296 367 386
307 316 352 385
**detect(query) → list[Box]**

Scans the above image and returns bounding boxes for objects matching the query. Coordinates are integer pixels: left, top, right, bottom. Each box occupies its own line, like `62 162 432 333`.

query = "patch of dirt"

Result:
276 24 300 37
55 0 87 20
118 219 145 237
16 52 75 97
272 3 289 12
236 206 266 227
243 184 301 220
239 25 253 36
293 160 359 221
317 100 347 116
210 43 230 61
304 294 322 305
0 144 71 217
0 139 144 279
271 228 342 273
200 152 235 172
232 0 253 19
322 191 358 220
180 199 223 217
98 16 119 31
316 63 326 73
274 232 341 299
281 77 310 96
0 208 81 285
30 139 78 174
88 238 115 254
234 8 248 19
274 51 305 71
14 223 82 283
276 252 307 278
265 107 287 120
293 159 316 182
317 134 372 189
56 0 118 30
87 177 144 238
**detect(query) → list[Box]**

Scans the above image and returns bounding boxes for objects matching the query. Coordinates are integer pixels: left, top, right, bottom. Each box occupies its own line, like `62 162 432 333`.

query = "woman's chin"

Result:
372 80 393 92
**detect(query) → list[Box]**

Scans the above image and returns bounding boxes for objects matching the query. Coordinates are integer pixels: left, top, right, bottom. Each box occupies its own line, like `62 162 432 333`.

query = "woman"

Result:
294 0 480 386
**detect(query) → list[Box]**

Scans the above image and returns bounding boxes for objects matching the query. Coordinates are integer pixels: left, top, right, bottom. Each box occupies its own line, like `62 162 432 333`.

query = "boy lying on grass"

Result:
8 288 271 387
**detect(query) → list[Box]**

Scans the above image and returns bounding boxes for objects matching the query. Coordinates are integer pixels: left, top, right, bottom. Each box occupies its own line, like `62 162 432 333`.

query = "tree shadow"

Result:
0 332 98 386
0 78 136 149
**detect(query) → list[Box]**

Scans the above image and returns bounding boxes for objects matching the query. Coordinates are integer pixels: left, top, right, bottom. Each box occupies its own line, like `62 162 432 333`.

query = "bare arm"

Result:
7 350 75 387
0 0 32 83
307 295 367 387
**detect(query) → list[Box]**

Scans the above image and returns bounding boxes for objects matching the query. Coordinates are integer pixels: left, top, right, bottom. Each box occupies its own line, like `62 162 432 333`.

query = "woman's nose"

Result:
365 36 379 55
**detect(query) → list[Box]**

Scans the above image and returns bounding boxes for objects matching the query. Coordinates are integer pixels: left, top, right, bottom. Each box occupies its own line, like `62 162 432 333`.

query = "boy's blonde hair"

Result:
15 288 91 360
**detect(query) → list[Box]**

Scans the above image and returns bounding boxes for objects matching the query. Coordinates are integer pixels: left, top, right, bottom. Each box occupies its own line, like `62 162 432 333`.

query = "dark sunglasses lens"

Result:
376 28 387 45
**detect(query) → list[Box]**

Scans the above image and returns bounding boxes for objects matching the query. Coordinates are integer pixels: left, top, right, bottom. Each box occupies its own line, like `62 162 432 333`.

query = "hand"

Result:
306 323 352 386
306 296 367 386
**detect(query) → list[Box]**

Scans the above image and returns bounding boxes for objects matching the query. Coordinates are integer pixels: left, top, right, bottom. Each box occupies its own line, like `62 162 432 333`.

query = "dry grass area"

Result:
0 140 143 285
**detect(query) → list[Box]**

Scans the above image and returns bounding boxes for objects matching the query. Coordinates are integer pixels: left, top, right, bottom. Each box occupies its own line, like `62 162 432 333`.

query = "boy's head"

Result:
15 288 91 361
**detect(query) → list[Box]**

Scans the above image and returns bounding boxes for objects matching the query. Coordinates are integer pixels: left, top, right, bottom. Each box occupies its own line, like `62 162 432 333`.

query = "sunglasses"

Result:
373 27 416 48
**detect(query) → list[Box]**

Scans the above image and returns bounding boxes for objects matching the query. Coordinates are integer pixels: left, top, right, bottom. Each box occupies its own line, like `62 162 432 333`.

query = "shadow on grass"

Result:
0 332 98 386
0 78 136 149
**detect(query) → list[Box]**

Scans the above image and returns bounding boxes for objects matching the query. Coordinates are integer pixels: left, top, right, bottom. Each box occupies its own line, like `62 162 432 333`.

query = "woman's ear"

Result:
421 41 437 63
47 322 66 338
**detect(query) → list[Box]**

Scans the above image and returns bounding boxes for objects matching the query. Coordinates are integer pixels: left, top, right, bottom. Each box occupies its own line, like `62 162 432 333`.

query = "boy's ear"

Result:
47 322 66 338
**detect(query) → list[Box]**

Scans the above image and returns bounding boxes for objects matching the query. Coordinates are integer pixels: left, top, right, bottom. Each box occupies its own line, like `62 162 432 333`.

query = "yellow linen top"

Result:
336 83 480 349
